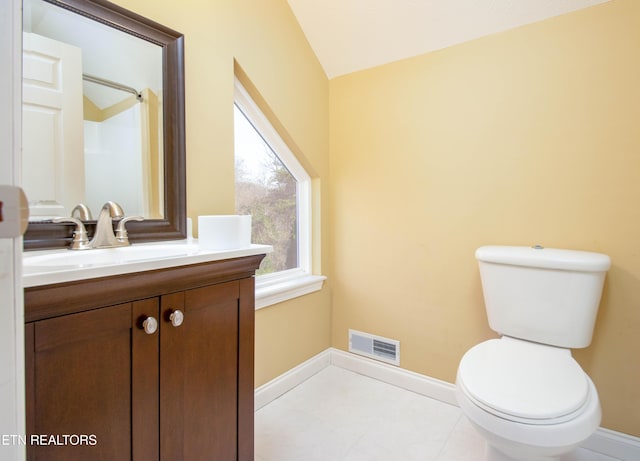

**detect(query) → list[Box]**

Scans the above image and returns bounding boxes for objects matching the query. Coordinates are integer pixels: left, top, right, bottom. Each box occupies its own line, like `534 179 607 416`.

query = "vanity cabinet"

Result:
24 254 265 461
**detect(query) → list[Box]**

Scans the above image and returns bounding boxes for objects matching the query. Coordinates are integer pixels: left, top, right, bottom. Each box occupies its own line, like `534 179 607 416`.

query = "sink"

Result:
24 244 199 268
23 241 273 288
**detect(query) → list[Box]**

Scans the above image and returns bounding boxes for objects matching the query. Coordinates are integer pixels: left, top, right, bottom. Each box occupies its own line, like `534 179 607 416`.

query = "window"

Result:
234 79 324 308
234 105 299 275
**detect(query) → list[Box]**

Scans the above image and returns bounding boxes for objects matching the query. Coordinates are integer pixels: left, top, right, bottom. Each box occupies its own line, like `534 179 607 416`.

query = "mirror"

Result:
22 0 186 249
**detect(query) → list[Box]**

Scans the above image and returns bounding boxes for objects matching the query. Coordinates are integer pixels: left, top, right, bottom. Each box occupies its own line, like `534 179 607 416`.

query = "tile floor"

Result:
255 366 620 461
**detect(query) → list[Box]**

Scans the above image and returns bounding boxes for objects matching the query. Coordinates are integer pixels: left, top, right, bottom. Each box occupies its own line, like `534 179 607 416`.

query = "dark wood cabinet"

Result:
25 301 140 461
25 254 264 461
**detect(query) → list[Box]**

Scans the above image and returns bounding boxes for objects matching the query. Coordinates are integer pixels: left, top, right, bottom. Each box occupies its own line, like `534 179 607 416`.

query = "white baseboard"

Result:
582 427 640 461
254 349 331 410
255 347 640 460
329 348 458 406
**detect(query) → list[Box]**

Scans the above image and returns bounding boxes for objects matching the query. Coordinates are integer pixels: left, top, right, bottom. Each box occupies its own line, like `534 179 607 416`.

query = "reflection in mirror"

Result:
22 0 186 249
23 0 163 219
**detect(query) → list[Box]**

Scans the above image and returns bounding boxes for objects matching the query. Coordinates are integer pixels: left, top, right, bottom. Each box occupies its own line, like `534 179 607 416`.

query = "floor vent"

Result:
349 329 400 366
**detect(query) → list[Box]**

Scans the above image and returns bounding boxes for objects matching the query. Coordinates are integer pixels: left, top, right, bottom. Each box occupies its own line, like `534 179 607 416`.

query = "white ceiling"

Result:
287 0 610 79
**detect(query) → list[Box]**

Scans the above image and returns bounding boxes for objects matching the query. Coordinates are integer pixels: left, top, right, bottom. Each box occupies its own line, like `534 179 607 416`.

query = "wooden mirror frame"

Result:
24 0 186 250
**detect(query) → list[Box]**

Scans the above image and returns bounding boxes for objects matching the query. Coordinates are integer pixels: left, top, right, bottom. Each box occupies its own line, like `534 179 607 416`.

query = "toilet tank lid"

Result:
475 245 611 272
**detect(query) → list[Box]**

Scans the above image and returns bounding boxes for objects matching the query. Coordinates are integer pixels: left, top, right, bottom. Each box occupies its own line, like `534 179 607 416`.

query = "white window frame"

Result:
234 78 325 309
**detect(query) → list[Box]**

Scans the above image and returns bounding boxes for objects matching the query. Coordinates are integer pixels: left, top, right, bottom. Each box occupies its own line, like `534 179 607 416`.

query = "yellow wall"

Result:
112 0 640 438
330 0 640 437
114 0 331 386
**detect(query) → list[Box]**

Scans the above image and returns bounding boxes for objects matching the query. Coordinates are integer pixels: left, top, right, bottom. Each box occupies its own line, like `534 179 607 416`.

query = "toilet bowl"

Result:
456 337 601 461
456 245 610 461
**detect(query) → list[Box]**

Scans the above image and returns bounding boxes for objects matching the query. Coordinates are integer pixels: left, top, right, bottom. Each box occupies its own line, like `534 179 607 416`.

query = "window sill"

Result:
255 272 326 310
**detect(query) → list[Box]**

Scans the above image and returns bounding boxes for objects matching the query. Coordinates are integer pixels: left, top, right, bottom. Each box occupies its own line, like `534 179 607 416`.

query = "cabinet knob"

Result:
169 309 184 328
142 316 158 335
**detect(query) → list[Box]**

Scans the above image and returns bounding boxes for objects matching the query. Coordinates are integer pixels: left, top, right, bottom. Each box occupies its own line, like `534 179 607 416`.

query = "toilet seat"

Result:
457 337 590 425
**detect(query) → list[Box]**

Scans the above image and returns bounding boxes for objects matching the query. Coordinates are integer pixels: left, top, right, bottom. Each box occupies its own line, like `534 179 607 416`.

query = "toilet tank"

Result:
476 245 611 348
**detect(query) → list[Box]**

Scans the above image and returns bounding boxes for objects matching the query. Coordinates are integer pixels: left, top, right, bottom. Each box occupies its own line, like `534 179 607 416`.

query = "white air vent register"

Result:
349 329 400 366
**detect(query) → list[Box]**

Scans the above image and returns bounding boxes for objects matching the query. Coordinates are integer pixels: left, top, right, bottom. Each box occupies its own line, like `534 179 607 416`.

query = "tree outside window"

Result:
234 104 298 275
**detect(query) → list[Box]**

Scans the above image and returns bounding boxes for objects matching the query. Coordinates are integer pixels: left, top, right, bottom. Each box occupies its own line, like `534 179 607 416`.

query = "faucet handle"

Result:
115 216 144 244
52 217 91 250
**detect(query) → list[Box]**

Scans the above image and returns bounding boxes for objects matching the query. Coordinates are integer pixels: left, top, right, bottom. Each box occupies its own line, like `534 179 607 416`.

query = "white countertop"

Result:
23 240 272 288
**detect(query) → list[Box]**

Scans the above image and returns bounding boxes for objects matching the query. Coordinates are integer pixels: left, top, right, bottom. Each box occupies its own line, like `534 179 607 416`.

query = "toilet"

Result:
456 245 611 461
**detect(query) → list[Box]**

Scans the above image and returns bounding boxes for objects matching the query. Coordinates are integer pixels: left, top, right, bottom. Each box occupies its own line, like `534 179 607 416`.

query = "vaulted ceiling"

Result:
287 0 610 79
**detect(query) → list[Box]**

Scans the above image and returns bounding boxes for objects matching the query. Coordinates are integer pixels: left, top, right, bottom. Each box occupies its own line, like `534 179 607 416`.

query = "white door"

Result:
23 32 85 218
0 1 26 460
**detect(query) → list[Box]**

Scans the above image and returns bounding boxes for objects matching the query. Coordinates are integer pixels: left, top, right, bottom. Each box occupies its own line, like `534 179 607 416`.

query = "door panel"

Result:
22 32 84 217
1 2 25 459
30 304 131 461
161 281 240 460
26 301 159 461
184 283 239 461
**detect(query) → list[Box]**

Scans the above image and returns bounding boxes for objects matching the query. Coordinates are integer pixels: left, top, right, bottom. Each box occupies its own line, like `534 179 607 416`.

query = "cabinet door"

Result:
161 280 249 461
25 299 159 461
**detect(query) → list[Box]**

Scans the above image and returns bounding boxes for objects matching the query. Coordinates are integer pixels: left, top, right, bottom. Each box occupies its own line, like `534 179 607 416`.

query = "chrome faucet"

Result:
54 201 143 250
71 203 93 221
91 201 143 249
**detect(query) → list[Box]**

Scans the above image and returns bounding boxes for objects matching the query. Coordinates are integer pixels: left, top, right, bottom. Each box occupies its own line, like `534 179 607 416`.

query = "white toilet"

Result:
456 245 611 461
